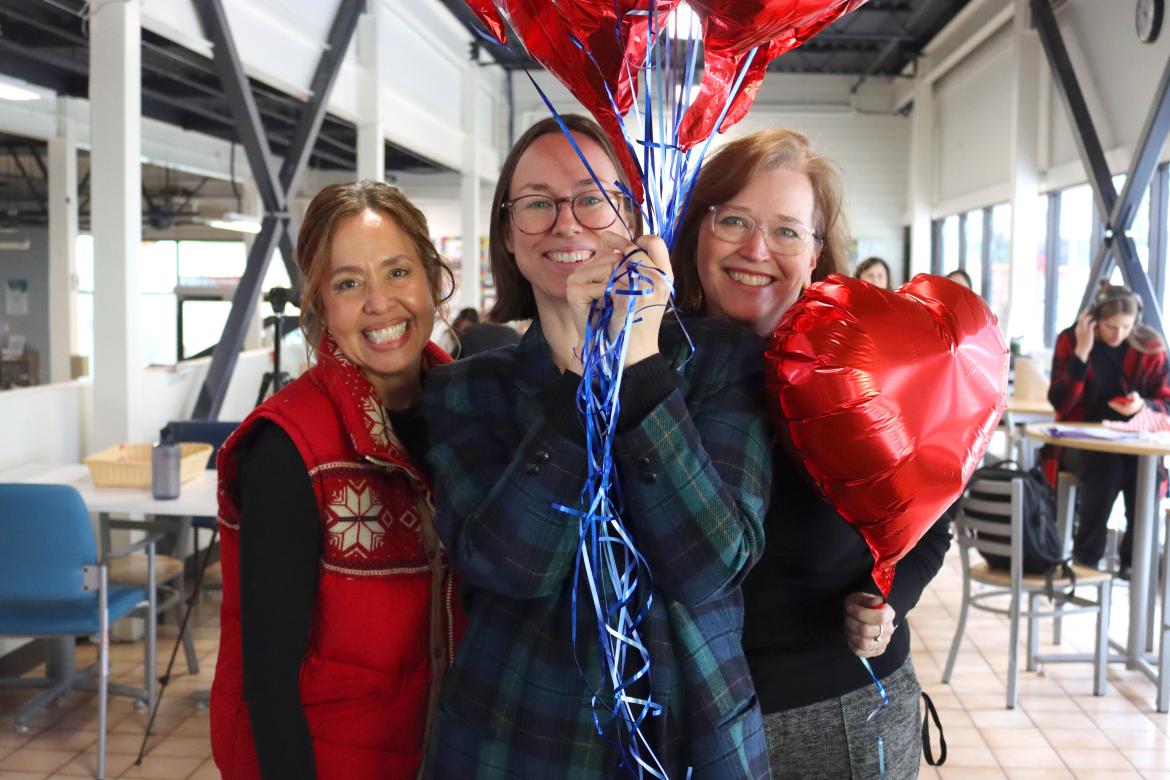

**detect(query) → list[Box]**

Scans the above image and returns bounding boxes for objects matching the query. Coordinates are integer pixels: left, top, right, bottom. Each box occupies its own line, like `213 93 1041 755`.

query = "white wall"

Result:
511 71 911 282
0 348 275 473
911 0 1170 212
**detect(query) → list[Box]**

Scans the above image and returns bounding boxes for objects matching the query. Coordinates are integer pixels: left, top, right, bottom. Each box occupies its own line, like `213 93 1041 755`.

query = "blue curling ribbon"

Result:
859 656 889 780
522 4 767 776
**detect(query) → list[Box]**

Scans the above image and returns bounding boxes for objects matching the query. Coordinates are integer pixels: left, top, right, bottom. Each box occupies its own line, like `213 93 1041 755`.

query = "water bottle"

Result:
152 426 181 500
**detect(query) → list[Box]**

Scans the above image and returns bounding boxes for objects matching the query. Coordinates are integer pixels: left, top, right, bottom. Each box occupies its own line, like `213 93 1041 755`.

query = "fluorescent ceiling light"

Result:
0 83 40 102
201 211 262 234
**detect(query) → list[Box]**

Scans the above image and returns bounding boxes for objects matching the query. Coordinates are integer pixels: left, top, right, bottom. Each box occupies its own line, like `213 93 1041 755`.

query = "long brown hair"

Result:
296 180 455 352
1090 280 1164 354
488 115 637 323
672 128 851 314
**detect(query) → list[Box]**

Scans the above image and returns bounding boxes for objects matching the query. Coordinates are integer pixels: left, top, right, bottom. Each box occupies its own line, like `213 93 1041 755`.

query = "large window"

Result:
989 203 1013 329
930 164 1169 352
1053 183 1095 335
74 238 294 374
932 204 1013 327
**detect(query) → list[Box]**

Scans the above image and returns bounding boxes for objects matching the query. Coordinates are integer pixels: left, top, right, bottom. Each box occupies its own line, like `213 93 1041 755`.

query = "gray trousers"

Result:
762 656 922 780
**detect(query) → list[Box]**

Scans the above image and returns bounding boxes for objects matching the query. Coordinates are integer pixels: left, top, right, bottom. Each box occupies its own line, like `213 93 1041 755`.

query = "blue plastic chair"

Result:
0 484 158 780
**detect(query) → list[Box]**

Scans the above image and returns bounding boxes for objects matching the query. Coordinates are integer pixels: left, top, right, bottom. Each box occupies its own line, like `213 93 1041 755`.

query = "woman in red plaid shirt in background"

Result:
1047 282 1170 576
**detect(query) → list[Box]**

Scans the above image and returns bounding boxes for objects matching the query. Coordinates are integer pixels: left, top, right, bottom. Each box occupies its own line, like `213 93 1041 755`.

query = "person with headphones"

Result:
1047 282 1170 576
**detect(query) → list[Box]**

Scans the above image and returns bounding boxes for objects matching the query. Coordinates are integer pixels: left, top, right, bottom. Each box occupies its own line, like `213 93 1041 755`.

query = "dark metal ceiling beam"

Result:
1031 0 1114 219
8 149 46 215
1031 0 1168 335
1112 55 1170 231
192 0 284 212
191 0 363 420
277 0 363 201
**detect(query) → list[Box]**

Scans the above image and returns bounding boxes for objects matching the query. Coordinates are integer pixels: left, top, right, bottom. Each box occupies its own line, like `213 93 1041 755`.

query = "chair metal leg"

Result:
1027 593 1039 672
1054 473 1079 646
1007 589 1022 709
1147 526 1160 654
1094 579 1112 696
942 573 972 684
1158 514 1169 712
98 570 109 780
146 597 158 713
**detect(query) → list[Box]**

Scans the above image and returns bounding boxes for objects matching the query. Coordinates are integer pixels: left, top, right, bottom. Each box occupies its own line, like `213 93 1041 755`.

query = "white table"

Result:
1024 423 1170 712
0 462 217 517
0 463 219 718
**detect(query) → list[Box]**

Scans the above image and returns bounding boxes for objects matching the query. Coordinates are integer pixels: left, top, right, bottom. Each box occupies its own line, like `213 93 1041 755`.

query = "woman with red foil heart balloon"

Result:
671 128 951 779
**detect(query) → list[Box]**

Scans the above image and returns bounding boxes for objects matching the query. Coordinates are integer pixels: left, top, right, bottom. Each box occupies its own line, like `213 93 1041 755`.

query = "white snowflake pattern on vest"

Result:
326 480 388 557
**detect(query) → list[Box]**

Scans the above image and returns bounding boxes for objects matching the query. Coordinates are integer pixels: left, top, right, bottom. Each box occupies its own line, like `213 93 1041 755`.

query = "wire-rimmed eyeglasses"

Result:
707 205 821 256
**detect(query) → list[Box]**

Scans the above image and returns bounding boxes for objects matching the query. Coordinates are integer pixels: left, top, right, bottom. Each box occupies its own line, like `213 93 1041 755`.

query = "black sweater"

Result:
742 458 951 712
237 423 319 780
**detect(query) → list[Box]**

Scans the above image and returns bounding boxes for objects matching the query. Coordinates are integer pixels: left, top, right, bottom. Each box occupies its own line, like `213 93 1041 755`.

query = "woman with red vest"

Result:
210 181 463 780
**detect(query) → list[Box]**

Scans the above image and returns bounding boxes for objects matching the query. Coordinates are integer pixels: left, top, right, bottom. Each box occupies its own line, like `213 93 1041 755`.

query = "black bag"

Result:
955 461 1078 604
963 461 1066 574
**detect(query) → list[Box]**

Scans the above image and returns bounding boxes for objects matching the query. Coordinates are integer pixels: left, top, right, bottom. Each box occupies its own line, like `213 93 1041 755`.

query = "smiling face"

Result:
696 166 820 337
502 132 627 316
1096 313 1136 347
321 209 436 408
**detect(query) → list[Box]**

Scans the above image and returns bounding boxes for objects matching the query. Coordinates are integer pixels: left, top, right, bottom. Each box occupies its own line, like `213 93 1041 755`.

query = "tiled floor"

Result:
0 544 1166 779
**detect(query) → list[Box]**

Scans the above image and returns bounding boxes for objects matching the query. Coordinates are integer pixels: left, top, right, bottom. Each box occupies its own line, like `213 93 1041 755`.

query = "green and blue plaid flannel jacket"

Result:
422 317 773 779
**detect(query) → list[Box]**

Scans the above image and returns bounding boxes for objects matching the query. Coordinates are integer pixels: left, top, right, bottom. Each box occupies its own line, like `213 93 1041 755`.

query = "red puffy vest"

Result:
210 336 462 779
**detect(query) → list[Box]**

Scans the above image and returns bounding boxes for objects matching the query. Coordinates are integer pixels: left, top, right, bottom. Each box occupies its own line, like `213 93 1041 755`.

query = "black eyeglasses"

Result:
502 190 631 235
707 205 821 256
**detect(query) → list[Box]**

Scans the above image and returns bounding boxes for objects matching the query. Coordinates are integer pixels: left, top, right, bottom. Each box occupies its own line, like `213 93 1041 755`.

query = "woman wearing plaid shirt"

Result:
417 115 772 778
1046 282 1170 575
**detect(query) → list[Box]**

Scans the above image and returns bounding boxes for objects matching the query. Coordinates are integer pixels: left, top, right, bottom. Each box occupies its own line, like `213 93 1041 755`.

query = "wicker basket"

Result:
84 442 213 489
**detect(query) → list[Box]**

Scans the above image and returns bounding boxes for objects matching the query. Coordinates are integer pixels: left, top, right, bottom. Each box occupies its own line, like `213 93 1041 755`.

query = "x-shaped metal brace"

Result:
191 0 366 420
1032 0 1170 336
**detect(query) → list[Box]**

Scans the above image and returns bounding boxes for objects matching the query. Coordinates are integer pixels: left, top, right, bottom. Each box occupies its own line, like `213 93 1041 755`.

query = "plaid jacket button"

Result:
526 462 541 475
635 456 651 468
641 471 657 484
533 449 551 463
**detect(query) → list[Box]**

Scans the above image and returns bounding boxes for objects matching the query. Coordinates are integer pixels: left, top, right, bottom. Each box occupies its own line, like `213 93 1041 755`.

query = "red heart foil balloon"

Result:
481 1 680 201
679 0 867 149
466 0 509 44
764 274 1008 597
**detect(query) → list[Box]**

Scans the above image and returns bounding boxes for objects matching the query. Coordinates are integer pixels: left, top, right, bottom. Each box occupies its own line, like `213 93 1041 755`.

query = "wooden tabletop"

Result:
1024 422 1170 457
1005 397 1054 415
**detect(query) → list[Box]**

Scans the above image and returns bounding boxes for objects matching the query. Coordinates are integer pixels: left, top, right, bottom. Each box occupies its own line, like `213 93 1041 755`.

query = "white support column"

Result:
1007 0 1042 351
460 63 482 312
907 55 934 278
89 0 143 449
356 2 386 182
47 98 79 383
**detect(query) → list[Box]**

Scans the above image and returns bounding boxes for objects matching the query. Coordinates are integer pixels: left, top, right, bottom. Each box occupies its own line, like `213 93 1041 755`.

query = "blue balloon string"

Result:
859 656 890 780
521 5 767 776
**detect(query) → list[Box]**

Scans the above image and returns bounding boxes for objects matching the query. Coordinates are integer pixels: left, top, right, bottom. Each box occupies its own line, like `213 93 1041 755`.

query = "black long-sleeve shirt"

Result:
742 459 952 712
237 422 320 780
